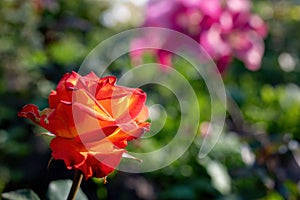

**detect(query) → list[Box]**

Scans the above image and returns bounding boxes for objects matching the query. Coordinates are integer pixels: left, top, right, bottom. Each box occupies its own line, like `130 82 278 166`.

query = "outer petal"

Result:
39 102 77 138
50 137 125 179
135 105 149 123
50 137 87 170
18 104 41 123
53 71 83 104
55 73 74 102
79 150 124 179
18 104 63 134
83 71 99 82
64 71 82 90
49 90 59 108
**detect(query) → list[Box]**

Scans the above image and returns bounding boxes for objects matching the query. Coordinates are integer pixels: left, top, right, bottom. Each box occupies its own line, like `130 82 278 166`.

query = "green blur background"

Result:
1 0 300 199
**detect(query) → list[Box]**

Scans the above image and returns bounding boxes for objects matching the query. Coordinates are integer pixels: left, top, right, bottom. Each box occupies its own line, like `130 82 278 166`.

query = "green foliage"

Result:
47 180 88 200
2 189 40 200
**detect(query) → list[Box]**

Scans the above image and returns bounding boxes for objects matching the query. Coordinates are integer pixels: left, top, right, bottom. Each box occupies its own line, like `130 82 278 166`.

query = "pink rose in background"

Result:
130 0 267 73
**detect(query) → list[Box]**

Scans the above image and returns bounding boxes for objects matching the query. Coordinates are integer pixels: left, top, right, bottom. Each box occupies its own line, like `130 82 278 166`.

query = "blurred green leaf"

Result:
1 189 40 200
263 192 284 200
47 180 88 200
48 37 86 65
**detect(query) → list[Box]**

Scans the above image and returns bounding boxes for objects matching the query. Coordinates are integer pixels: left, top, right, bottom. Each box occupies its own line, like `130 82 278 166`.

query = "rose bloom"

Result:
131 0 267 72
18 71 150 179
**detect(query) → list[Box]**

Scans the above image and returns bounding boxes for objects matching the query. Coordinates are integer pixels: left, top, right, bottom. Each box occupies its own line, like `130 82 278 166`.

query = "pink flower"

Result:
131 0 267 72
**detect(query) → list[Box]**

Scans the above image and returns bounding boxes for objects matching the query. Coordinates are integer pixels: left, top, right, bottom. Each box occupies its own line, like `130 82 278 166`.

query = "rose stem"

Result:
67 170 84 200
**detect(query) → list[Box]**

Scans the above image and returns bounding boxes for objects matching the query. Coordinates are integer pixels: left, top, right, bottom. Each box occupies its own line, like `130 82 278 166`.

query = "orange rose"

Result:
18 71 150 179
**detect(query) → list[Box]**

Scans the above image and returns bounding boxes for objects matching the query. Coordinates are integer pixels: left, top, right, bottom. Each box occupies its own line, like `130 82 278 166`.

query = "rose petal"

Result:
50 137 87 170
18 104 41 123
135 106 149 123
50 136 125 179
114 88 147 123
49 90 59 108
40 102 77 138
108 122 150 148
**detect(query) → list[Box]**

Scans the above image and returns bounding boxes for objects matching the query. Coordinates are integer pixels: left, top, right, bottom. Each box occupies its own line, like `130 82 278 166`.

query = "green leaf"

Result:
1 189 40 200
47 180 88 200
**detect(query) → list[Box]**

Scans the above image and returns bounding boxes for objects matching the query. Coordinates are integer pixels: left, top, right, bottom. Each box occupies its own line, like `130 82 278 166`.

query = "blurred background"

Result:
1 0 300 199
